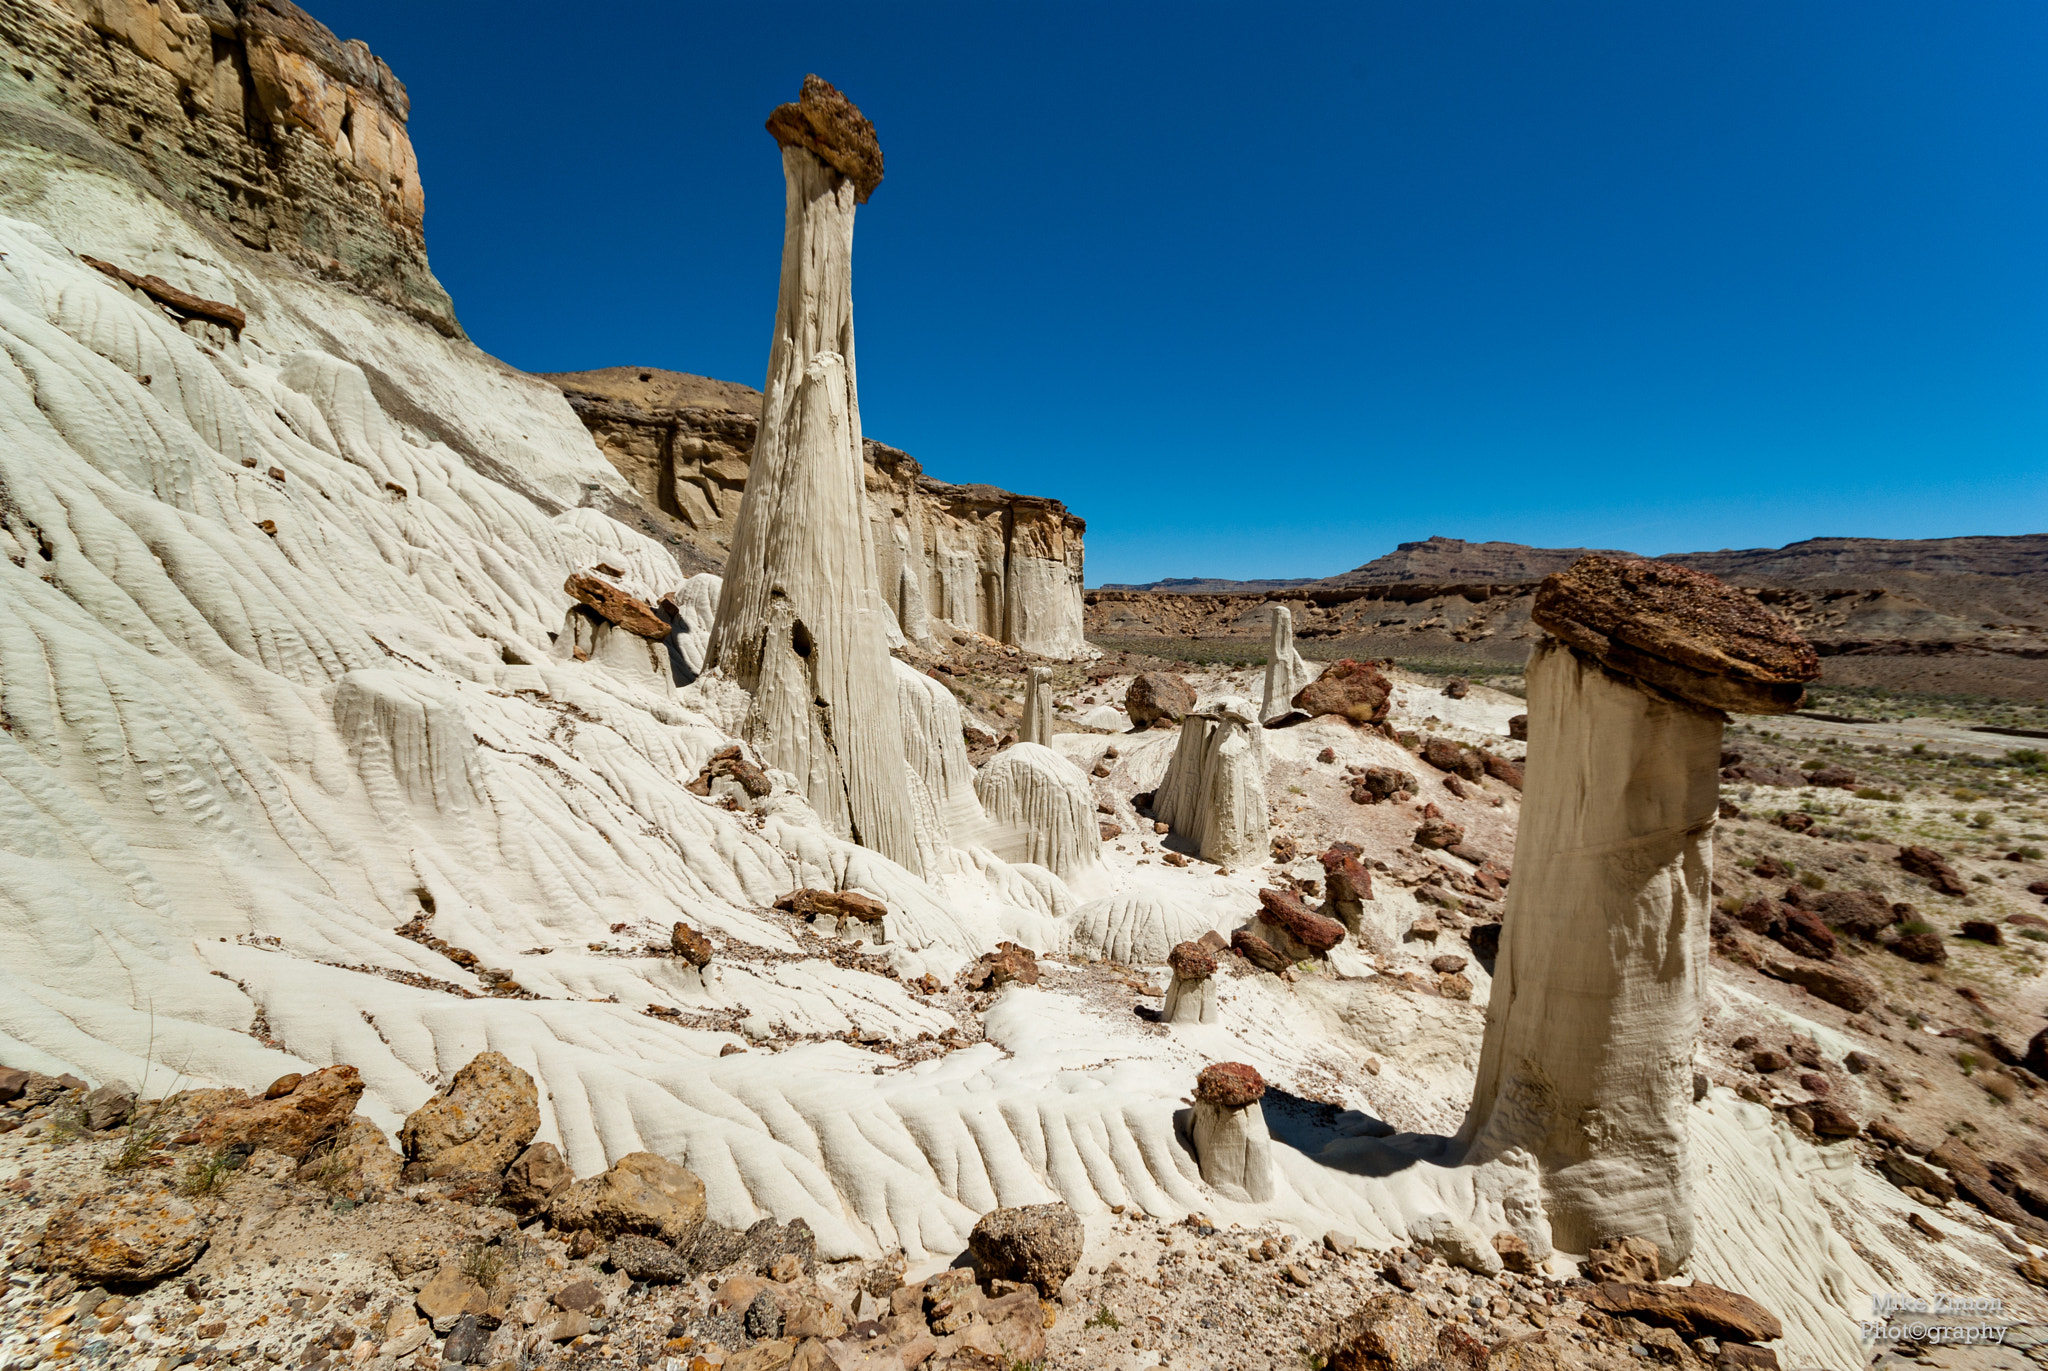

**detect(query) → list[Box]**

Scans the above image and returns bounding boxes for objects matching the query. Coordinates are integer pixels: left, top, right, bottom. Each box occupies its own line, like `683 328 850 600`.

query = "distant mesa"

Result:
1089 532 2048 700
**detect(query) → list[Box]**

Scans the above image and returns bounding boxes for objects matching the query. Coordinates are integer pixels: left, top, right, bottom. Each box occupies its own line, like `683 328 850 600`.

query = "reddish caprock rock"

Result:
1168 941 1218 980
1256 887 1346 954
1194 1062 1267 1111
765 74 885 202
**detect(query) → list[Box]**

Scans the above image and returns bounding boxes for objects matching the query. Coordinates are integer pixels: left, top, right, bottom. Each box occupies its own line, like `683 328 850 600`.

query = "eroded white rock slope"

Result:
0 187 1963 1369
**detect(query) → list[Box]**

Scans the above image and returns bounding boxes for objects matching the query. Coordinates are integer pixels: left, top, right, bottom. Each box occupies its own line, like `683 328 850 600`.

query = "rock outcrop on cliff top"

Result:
0 0 452 335
548 366 1090 658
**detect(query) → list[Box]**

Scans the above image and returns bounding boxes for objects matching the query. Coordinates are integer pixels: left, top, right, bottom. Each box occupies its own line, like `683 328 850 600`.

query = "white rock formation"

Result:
974 743 1100 879
1151 696 1267 866
1458 558 1818 1269
0 11 1915 1355
703 82 919 873
666 572 724 682
1260 606 1316 723
1189 1066 1276 1203
1068 892 1215 966
893 659 997 863
1160 943 1220 1025
550 371 1091 659
1459 641 1719 1262
1020 666 1055 745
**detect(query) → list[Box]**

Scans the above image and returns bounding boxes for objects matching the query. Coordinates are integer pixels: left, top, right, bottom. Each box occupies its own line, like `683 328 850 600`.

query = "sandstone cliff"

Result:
548 366 1091 658
0 0 454 335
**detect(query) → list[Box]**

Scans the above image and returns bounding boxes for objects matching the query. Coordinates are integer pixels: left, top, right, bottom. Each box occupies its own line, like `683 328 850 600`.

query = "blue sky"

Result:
317 1 2048 585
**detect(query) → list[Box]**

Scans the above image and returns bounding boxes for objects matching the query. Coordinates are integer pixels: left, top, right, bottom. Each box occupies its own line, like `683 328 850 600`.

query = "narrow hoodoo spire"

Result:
705 76 919 871
1457 556 1819 1268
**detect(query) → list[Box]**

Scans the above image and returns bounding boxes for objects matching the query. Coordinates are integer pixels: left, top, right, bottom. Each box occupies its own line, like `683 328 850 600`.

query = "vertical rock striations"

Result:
974 743 1101 879
1021 666 1055 745
1261 605 1316 723
1153 697 1268 866
1457 557 1818 1267
705 76 918 871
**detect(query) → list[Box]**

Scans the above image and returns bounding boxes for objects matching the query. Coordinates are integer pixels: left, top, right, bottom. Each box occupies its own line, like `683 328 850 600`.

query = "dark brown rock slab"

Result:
1532 556 1818 713
564 571 669 638
1256 887 1345 954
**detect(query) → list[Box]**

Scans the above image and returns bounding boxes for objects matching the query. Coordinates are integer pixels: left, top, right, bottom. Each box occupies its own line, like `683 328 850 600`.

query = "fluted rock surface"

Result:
704 78 918 871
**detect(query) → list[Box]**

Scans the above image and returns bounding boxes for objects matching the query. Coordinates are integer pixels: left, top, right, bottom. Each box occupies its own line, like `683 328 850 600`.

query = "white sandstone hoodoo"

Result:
974 742 1101 879
1021 666 1055 745
1189 1062 1276 1202
1152 696 1268 866
1457 556 1819 1268
704 76 920 872
1260 605 1316 724
1161 941 1220 1024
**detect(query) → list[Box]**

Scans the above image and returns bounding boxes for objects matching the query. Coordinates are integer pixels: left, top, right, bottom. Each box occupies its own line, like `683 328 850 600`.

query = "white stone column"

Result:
704 78 919 873
1261 605 1315 723
1456 556 1817 1270
1190 1063 1275 1202
1021 666 1054 745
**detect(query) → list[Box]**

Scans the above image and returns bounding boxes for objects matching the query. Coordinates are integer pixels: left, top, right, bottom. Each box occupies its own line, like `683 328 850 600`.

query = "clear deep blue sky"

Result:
317 1 2048 585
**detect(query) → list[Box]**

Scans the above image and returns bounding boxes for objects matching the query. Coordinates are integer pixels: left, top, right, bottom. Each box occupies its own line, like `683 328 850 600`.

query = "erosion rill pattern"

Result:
704 78 919 871
973 742 1100 879
1261 605 1316 722
1458 556 1820 1266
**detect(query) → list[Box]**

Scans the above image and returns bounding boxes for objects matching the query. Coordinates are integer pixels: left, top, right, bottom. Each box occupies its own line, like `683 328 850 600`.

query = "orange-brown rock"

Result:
564 571 669 639
669 921 713 967
766 74 884 202
1292 659 1392 724
398 1051 540 1176
195 1064 363 1159
775 888 888 924
1583 1281 1783 1343
39 1183 210 1282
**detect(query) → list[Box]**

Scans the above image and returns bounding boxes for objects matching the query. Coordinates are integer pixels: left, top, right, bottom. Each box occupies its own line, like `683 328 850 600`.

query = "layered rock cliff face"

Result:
0 0 454 334
549 366 1091 658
